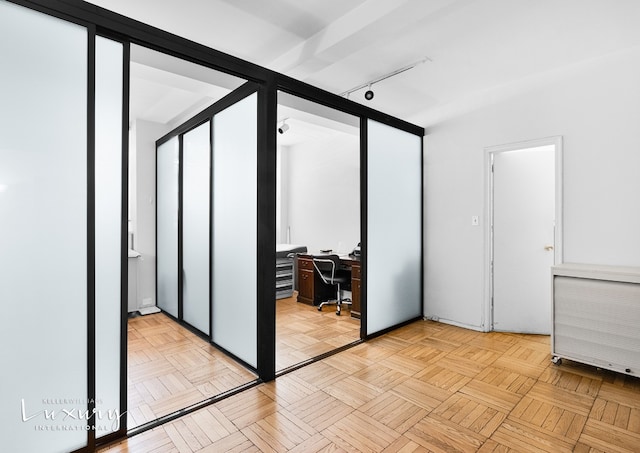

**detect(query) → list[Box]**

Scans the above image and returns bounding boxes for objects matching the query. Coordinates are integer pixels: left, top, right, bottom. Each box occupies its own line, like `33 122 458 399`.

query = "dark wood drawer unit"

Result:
298 257 314 271
351 262 361 318
297 268 314 305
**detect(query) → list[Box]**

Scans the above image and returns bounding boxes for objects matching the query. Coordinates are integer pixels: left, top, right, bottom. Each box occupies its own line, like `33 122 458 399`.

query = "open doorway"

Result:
127 45 257 429
486 137 563 334
275 92 361 372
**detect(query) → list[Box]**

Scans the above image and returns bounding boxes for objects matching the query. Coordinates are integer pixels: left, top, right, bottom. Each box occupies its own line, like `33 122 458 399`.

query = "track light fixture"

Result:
278 119 289 134
340 56 431 101
364 84 374 100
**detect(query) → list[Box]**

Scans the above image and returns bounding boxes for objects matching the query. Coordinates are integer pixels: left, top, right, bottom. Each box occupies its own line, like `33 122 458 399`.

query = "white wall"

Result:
282 134 360 253
276 144 290 243
424 47 640 330
130 119 171 309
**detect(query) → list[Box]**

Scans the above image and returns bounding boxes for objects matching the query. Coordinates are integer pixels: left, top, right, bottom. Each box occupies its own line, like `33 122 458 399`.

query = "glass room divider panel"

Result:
366 119 423 336
95 35 126 439
154 85 258 377
211 92 258 367
182 121 211 335
156 136 180 318
0 1 89 451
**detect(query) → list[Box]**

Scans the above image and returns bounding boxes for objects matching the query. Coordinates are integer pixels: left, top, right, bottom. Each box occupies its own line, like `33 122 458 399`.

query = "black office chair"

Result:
313 254 352 315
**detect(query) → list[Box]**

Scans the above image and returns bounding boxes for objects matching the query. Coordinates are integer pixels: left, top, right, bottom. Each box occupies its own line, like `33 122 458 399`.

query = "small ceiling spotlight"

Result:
278 119 289 134
364 84 374 101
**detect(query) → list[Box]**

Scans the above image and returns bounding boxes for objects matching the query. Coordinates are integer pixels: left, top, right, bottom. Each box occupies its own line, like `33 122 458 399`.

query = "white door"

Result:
492 145 556 334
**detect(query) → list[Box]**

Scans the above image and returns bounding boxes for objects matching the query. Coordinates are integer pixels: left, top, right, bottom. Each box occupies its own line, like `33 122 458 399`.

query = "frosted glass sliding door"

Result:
95 36 125 436
0 1 88 451
367 120 422 335
183 122 211 335
157 137 180 317
212 93 258 367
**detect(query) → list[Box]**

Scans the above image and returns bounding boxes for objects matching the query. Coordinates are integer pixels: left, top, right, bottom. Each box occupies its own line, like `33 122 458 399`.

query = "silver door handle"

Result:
544 245 554 251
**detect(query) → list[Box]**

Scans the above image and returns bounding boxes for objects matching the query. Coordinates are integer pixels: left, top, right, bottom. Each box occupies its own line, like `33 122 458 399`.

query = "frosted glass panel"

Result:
212 93 257 367
157 137 180 317
95 36 124 435
367 120 422 335
0 2 88 451
183 122 211 335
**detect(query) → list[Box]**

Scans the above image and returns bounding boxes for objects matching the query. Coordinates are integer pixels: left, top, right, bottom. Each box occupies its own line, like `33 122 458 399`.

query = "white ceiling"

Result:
89 0 640 128
129 44 245 129
277 92 359 146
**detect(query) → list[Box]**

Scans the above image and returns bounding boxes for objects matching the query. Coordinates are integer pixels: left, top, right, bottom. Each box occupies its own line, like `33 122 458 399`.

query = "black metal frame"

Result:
117 38 131 445
156 82 260 146
6 1 425 451
86 25 97 453
177 134 184 321
256 78 278 381
13 0 423 136
359 118 369 339
208 118 215 340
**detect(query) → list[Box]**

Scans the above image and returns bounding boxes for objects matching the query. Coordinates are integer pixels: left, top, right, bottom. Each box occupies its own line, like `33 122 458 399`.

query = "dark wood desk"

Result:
296 254 361 318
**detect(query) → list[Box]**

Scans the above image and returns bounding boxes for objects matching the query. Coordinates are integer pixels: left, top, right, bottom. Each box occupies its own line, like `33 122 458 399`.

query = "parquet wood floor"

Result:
276 294 361 371
127 314 258 428
110 317 640 452
127 294 360 428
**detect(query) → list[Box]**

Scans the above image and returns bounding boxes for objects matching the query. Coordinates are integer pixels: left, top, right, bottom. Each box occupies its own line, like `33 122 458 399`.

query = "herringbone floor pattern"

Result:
112 311 640 452
276 295 361 371
127 314 257 428
127 295 360 428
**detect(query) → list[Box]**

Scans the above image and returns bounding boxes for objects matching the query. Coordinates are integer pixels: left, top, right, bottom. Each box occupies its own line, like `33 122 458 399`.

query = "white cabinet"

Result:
552 263 640 376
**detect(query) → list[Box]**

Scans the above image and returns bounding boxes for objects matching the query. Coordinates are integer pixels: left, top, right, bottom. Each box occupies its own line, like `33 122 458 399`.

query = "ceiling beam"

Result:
268 0 412 76
268 0 457 83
